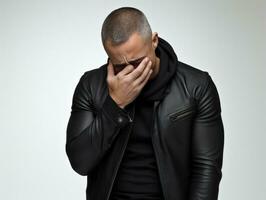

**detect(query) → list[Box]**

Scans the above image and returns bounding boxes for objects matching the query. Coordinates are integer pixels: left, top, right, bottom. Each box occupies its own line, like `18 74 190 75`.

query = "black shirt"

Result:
110 37 178 200
110 99 164 200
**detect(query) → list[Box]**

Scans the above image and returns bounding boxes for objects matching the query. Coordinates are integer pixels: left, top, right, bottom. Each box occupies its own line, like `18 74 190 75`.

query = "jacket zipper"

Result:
168 104 195 121
106 105 135 200
151 101 168 200
169 110 194 121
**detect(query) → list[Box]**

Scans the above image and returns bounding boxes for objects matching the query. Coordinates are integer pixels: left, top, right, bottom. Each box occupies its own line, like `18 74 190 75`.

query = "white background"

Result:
0 0 265 199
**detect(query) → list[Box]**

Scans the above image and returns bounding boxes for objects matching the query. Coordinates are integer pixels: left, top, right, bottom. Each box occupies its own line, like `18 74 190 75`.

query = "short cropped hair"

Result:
101 7 152 47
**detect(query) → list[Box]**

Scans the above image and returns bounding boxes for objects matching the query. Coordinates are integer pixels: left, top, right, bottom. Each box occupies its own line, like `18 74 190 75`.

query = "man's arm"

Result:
189 72 224 200
65 72 131 176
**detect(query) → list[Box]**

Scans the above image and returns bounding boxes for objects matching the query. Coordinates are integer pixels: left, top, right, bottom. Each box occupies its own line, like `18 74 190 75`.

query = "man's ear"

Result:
152 32 159 49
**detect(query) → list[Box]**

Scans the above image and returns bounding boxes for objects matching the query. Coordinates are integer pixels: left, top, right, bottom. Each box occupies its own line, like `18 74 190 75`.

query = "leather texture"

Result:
65 60 224 200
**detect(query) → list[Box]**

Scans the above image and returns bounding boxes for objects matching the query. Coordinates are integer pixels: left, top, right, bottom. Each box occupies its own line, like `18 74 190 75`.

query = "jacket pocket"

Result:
168 103 196 122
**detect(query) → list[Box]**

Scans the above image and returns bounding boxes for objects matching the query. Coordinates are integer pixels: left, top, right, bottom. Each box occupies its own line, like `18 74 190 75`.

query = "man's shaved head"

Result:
101 7 152 48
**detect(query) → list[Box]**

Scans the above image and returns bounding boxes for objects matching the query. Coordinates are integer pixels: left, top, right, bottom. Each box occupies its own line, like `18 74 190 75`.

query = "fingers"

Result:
138 67 153 89
128 57 150 80
133 60 153 86
118 64 135 76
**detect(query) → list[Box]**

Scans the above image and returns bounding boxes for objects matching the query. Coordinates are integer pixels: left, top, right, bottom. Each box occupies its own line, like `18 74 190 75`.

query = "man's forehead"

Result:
109 45 146 61
106 33 150 63
113 55 146 65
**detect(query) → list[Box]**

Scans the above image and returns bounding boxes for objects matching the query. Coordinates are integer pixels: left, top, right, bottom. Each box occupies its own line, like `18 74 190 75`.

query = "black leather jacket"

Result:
65 61 224 200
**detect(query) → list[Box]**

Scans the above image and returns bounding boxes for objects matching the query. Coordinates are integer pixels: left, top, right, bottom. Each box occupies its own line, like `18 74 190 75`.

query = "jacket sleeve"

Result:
65 72 132 176
189 72 224 200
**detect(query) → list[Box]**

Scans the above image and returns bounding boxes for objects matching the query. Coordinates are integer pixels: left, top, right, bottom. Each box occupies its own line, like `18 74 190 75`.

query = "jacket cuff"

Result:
102 94 132 128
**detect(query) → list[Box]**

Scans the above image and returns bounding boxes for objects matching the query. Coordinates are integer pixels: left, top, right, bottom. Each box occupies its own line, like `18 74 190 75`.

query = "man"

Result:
65 7 224 200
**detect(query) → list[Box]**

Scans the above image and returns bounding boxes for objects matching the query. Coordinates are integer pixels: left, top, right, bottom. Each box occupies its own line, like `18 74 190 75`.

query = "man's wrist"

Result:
109 94 126 109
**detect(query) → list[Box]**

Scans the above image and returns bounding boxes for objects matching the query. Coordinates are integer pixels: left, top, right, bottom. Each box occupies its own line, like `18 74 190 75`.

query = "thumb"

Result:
107 58 115 77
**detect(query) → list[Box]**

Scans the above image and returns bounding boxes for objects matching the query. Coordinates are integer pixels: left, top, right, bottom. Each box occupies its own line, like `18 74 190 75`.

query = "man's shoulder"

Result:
73 64 107 102
79 64 107 85
176 60 210 83
177 60 208 78
175 61 212 98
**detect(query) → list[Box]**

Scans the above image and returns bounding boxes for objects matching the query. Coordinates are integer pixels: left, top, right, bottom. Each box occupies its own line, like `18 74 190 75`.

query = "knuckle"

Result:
127 65 134 71
135 67 143 74
117 75 123 80
132 81 138 88
123 77 130 84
